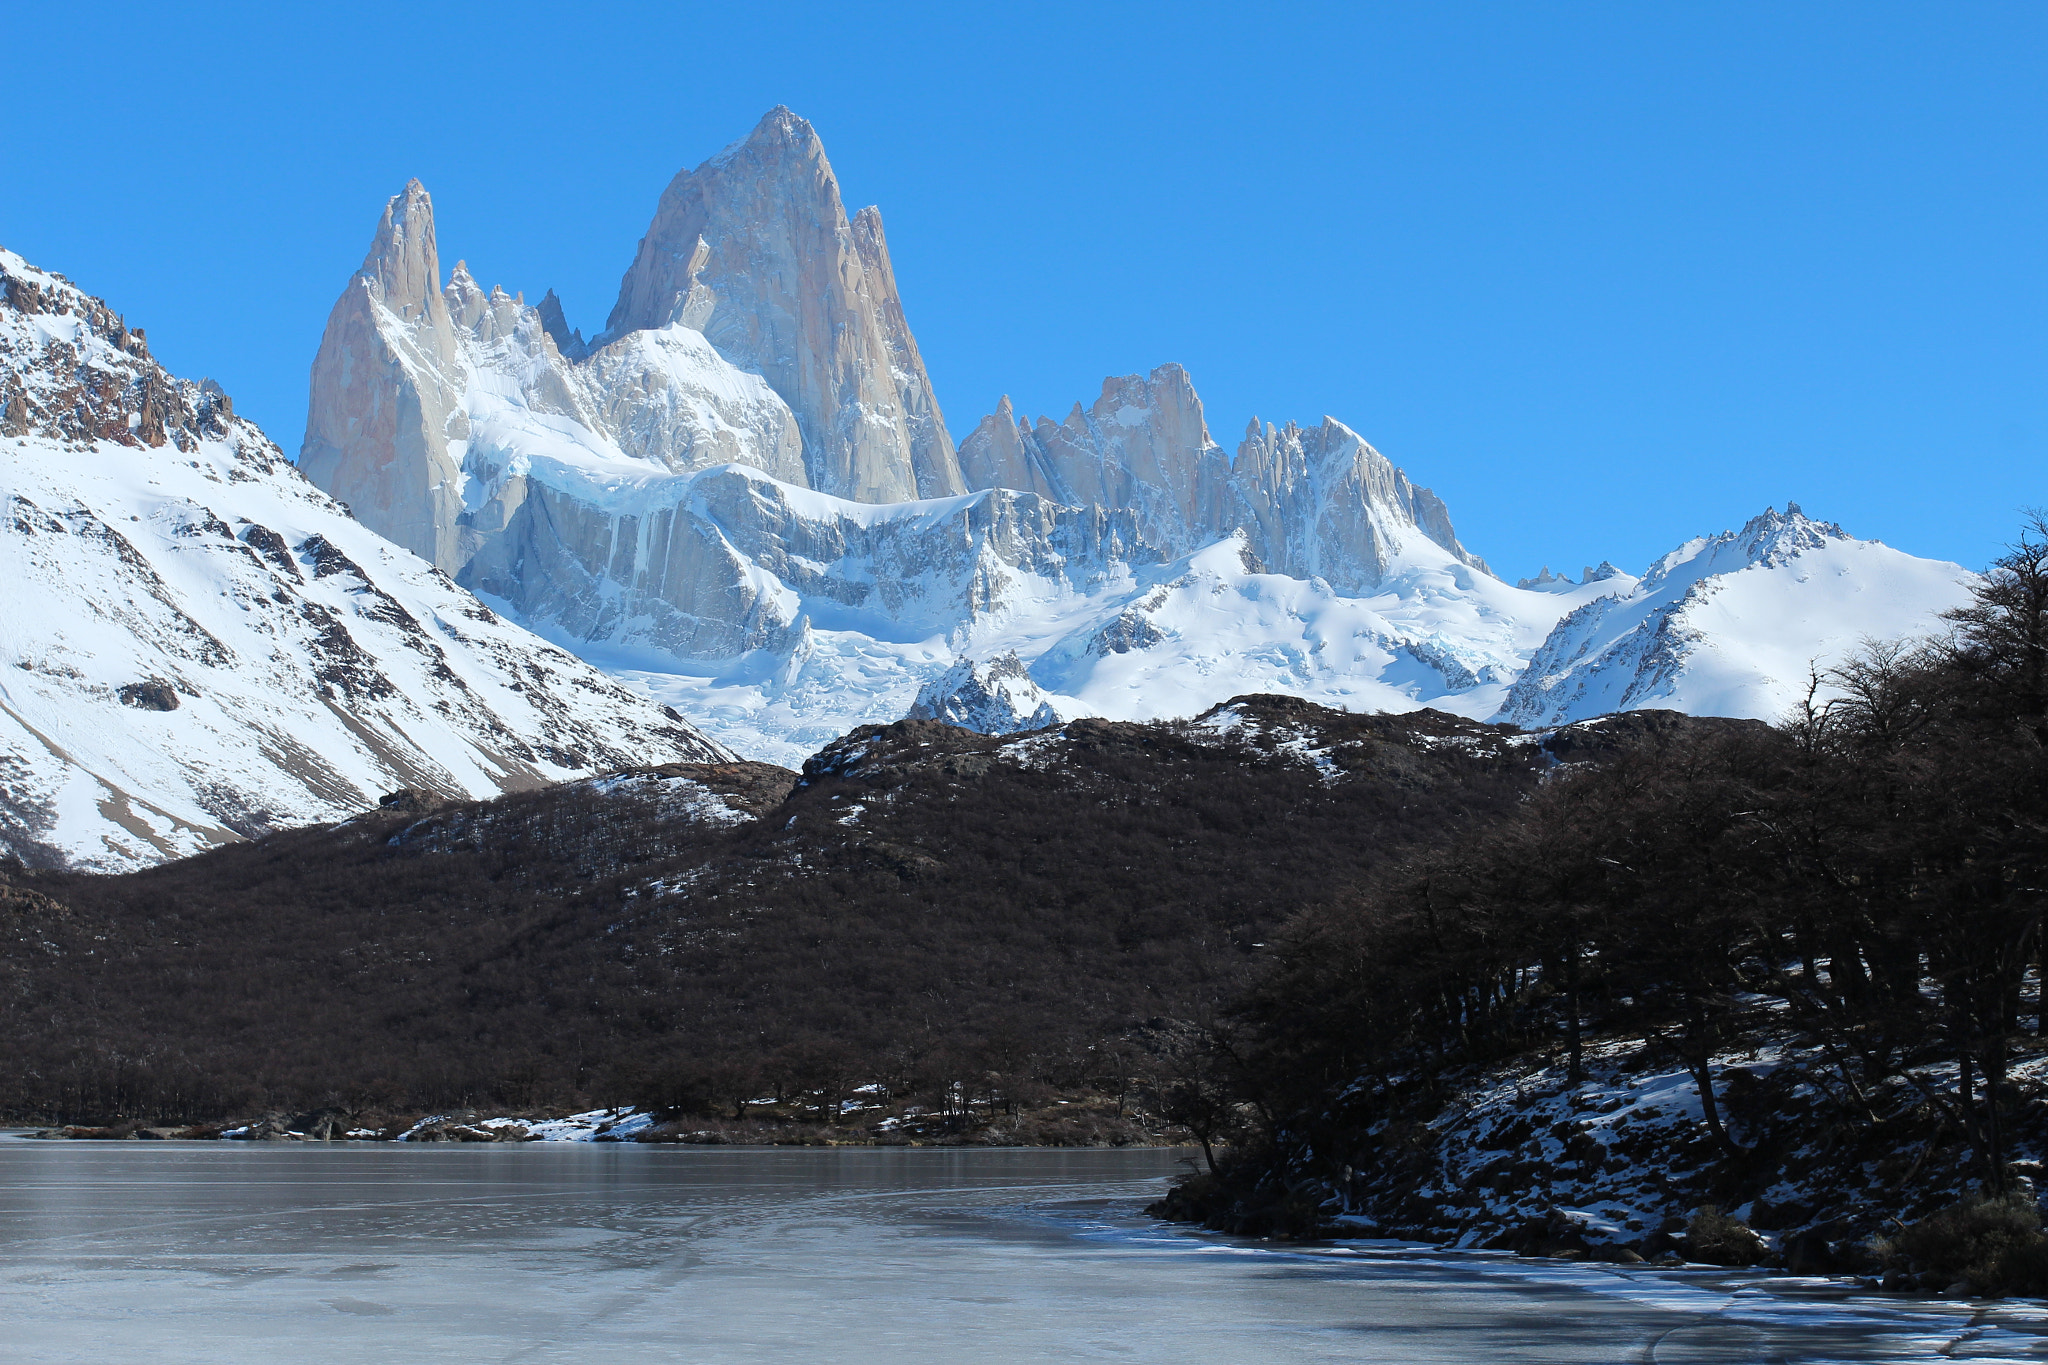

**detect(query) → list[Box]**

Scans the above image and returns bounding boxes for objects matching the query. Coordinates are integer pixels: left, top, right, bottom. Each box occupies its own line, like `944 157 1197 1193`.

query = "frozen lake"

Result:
0 1140 2044 1362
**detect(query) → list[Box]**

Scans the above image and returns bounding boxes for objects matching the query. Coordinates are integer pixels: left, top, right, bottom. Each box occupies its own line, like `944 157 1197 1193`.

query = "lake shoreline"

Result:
12 1099 1195 1149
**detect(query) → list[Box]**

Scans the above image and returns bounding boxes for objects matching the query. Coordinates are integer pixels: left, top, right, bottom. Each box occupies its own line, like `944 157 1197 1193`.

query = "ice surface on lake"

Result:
0 1139 2040 1362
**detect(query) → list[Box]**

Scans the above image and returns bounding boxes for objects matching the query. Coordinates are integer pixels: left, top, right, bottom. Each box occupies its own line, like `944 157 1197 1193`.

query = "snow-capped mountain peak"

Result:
1640 503 1846 592
1497 505 1976 728
363 178 446 324
601 105 963 501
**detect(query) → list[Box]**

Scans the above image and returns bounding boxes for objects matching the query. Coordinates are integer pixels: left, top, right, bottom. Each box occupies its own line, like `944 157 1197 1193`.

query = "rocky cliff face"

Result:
0 247 731 871
1232 415 1489 593
957 364 1242 558
602 107 963 502
299 181 470 568
957 366 1491 592
463 463 1160 667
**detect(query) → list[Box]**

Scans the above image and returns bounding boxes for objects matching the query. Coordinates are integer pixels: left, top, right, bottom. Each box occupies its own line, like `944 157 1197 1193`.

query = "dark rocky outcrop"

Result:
116 679 180 711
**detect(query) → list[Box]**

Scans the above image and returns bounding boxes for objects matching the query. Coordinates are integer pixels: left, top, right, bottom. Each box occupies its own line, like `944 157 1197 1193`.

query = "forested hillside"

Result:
1162 519 2048 1295
0 700 1669 1130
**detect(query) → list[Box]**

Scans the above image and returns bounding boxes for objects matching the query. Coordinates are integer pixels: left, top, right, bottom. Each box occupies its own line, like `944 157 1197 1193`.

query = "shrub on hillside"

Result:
1686 1205 1766 1266
1881 1192 2048 1298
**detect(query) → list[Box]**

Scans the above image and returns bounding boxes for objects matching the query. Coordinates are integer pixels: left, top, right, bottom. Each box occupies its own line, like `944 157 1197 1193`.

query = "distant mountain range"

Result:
294 107 1976 764
0 107 1980 863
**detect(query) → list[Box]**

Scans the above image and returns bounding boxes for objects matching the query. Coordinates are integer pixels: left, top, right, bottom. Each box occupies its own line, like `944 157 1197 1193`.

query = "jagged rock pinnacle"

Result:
603 108 964 502
359 179 447 326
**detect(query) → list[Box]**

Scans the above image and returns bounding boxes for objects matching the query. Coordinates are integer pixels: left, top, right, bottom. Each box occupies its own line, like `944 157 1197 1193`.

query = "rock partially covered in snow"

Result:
605 106 963 502
956 366 1237 558
1233 413 1491 593
1497 506 1978 728
908 654 1063 734
466 461 1161 667
957 369 1490 593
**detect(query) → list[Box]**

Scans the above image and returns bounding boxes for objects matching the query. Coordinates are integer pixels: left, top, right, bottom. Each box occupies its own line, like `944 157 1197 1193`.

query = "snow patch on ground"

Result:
393 1108 657 1142
582 772 749 826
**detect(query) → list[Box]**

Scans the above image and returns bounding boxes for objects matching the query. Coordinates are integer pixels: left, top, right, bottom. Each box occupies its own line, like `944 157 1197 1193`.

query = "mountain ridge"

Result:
1500 504 1975 727
0 245 731 870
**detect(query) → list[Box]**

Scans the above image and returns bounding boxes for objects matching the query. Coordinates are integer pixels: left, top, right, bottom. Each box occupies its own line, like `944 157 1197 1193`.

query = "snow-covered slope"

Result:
1497 506 1978 727
0 248 731 871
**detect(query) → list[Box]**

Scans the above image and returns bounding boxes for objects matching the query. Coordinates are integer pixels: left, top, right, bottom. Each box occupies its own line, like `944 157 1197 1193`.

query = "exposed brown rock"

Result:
117 679 180 711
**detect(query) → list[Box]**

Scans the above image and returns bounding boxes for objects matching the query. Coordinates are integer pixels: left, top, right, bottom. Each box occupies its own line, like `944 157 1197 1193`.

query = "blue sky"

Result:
3 2 2041 580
